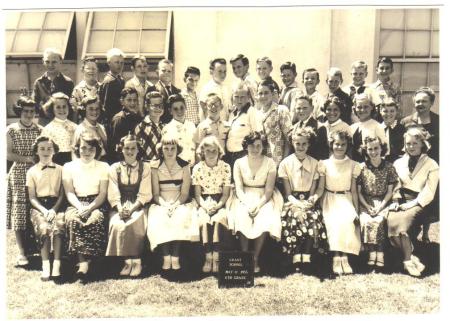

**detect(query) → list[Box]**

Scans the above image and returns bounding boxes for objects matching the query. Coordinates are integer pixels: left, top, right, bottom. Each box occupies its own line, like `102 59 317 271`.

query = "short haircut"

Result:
158 59 173 69
414 86 436 104
256 57 273 67
231 81 251 96
403 125 431 153
351 60 368 72
230 54 249 66
116 134 145 161
44 92 72 118
280 61 297 74
328 129 352 154
120 87 138 100
73 132 102 159
106 48 125 62
302 68 320 82
144 90 164 106
209 58 227 71
322 96 345 114
184 66 201 78
13 95 38 116
379 97 399 110
205 93 222 106
131 55 148 68
43 47 62 60
290 126 317 148
167 93 186 109
32 135 60 163
156 134 183 160
242 131 269 156
376 56 394 70
81 56 98 71
327 67 343 82
196 135 225 161
353 92 373 108
361 135 388 161
293 94 313 107
79 95 100 119
258 79 276 93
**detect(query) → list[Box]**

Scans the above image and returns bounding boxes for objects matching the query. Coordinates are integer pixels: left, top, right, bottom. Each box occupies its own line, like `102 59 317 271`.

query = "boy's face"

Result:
158 63 173 84
281 69 296 87
325 102 341 123
380 105 397 125
326 75 341 93
53 98 69 120
37 141 55 165
133 59 148 80
414 92 432 115
351 67 367 86
376 62 393 82
232 89 250 109
354 99 373 121
303 72 319 91
85 102 101 123
256 61 272 80
293 99 313 122
147 97 164 119
43 53 61 74
211 63 227 83
206 97 223 120
171 101 186 122
231 59 248 79
184 73 200 91
108 55 124 75
121 93 139 113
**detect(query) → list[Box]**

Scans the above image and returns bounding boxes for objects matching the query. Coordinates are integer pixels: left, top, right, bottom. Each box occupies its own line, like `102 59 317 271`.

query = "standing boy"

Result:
324 67 353 125
279 62 303 113
302 68 325 121
125 55 155 117
155 59 180 124
180 66 201 126
230 54 258 104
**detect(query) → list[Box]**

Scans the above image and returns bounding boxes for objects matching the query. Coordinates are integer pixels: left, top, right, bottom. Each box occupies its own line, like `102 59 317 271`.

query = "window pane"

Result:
431 92 439 113
14 30 40 52
44 12 72 29
87 30 113 53
406 9 431 30
379 30 404 57
380 9 404 29
117 11 142 30
18 12 45 29
428 63 439 89
140 30 166 53
38 31 66 52
400 92 415 117
6 12 21 29
143 11 168 29
405 31 430 57
92 12 117 29
432 9 439 30
5 31 15 52
114 31 139 53
403 63 427 91
391 62 402 86
431 31 439 57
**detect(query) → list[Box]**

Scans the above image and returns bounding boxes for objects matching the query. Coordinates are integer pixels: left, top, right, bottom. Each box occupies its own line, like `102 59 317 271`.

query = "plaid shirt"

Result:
181 89 200 125
134 116 164 161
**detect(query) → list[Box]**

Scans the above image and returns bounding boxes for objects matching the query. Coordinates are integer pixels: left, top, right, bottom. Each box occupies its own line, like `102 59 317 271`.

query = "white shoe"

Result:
171 256 180 270
341 256 353 274
130 259 142 277
162 256 171 270
404 260 421 277
202 252 213 273
120 259 132 276
375 252 384 267
332 256 342 275
411 255 425 273
16 255 29 267
367 251 376 266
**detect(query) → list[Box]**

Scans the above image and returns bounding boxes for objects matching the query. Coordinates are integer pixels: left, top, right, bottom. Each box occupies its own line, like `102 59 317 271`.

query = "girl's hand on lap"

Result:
47 209 56 222
389 202 399 211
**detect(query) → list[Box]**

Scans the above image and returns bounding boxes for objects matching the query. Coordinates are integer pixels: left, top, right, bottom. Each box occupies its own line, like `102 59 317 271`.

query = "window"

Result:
82 11 172 59
378 8 439 116
5 11 75 58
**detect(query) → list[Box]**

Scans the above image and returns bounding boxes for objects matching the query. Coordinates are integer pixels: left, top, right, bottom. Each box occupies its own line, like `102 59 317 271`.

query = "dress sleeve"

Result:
317 160 326 177
25 167 35 189
277 158 288 179
387 163 398 185
352 161 362 178
266 157 277 175
136 162 153 206
417 162 439 207
279 106 292 139
107 163 121 208
249 107 263 132
62 163 73 181
99 161 110 181
191 163 202 186
222 162 232 187
233 159 244 187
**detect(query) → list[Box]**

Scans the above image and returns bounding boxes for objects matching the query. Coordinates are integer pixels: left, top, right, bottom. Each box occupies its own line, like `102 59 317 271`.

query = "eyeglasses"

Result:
207 102 222 109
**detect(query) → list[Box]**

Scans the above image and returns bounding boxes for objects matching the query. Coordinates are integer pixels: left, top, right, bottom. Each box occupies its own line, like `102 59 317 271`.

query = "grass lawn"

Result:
6 223 440 318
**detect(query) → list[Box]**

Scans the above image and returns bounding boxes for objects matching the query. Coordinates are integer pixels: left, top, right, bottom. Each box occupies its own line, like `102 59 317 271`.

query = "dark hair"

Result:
131 55 148 69
290 126 317 150
209 58 226 71
156 135 183 160
258 79 276 93
360 135 388 161
167 94 186 109
78 95 100 119
13 95 38 116
73 132 102 159
328 130 352 155
32 135 60 163
230 54 249 66
376 57 394 70
280 61 297 75
256 57 273 67
184 66 201 78
120 87 138 100
302 68 320 82
413 86 435 104
116 134 145 161
81 56 98 71
242 131 269 156
144 90 164 106
321 96 345 114
43 92 72 119
293 94 313 107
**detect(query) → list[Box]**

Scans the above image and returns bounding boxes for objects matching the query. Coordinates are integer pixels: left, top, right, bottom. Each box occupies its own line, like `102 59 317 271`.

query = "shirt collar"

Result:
366 159 386 170
382 120 398 129
53 117 68 124
43 72 62 80
121 160 138 168
82 118 99 129
38 161 56 169
295 155 313 173
328 119 343 128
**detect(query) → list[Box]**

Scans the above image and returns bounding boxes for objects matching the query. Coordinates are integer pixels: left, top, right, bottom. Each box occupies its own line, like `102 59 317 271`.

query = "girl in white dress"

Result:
316 130 361 275
228 132 283 273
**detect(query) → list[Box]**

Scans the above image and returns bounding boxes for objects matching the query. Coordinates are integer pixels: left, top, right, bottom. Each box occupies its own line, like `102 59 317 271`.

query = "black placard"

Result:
218 251 254 288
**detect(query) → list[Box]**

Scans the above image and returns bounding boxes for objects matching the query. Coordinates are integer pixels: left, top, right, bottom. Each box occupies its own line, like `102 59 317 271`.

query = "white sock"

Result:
302 254 311 263
78 261 89 274
42 260 50 277
52 260 61 276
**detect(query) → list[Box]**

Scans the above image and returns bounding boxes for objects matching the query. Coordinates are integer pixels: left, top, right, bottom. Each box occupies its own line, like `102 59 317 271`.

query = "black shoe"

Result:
52 275 64 284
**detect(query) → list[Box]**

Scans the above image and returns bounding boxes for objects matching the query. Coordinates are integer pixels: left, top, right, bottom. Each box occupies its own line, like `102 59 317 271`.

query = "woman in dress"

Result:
228 131 283 273
62 132 109 280
106 134 152 277
147 135 199 271
387 126 439 277
7 95 43 266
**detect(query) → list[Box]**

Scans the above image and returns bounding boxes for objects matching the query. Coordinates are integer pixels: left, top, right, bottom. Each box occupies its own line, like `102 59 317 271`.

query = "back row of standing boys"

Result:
7 47 439 282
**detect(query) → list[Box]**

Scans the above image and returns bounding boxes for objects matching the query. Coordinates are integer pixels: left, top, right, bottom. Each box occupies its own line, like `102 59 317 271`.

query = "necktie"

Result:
41 165 56 170
165 85 172 96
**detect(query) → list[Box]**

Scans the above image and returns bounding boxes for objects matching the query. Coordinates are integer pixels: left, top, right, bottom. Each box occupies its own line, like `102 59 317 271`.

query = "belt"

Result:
325 188 350 195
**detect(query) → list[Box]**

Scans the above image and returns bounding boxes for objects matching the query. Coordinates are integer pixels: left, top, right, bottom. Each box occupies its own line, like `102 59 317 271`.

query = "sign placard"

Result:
218 251 254 288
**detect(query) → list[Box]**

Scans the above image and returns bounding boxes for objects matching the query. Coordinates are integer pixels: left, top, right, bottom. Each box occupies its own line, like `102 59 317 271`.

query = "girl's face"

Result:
257 85 273 106
79 140 96 162
171 101 186 122
414 92 432 115
376 62 393 81
122 141 138 164
204 145 219 167
332 137 348 158
121 93 139 113
20 106 36 125
232 89 250 109
83 61 98 82
326 75 341 93
405 135 423 157
366 140 382 161
147 97 164 119
248 139 264 157
325 103 341 123
85 102 101 123
380 105 397 125
53 98 69 120
293 99 313 122
354 100 373 122
37 141 55 164
293 136 309 159
162 143 177 160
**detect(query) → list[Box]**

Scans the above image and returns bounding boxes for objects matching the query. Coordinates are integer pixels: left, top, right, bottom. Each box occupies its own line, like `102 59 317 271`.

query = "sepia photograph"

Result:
2 1 444 319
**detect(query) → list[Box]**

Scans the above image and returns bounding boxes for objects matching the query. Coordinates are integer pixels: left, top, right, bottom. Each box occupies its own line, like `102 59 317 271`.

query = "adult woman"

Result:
147 135 198 271
62 132 109 280
228 132 283 273
257 79 292 166
7 95 43 266
106 134 152 277
387 126 439 277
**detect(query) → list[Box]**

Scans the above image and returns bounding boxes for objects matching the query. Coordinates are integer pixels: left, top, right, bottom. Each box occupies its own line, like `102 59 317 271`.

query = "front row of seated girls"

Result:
24 124 438 282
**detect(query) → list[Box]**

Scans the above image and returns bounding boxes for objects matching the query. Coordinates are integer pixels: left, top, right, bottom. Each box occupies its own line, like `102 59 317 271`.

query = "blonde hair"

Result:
106 48 125 62
196 136 225 161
